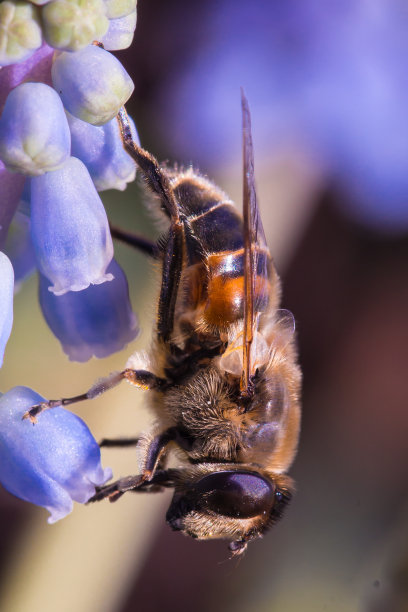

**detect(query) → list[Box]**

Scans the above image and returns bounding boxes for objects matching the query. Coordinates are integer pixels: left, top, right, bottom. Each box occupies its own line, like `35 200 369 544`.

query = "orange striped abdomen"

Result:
203 251 271 329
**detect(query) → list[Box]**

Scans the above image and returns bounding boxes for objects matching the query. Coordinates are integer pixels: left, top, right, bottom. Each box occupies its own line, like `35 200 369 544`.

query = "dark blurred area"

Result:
2 1 408 610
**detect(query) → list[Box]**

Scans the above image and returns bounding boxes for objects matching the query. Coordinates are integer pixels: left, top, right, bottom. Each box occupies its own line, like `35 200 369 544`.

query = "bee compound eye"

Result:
194 471 275 519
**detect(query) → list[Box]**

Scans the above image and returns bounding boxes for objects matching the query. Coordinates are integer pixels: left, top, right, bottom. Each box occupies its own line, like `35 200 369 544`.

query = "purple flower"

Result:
67 111 138 191
30 156 114 295
0 82 71 176
0 386 112 522
39 259 139 361
51 45 134 125
0 252 14 367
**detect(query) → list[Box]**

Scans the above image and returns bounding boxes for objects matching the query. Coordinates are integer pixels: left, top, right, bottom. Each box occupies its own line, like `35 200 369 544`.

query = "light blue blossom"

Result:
39 259 139 361
52 45 134 125
4 211 36 290
101 10 137 51
30 156 114 295
0 386 112 522
0 161 25 249
0 4 139 375
0 253 14 367
67 111 138 191
0 82 71 176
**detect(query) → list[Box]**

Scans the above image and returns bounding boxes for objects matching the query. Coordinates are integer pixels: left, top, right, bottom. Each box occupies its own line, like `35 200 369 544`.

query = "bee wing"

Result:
241 90 270 394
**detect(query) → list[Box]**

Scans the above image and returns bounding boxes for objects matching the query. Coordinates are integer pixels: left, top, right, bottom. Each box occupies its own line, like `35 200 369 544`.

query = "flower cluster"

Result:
0 2 141 517
0 0 140 365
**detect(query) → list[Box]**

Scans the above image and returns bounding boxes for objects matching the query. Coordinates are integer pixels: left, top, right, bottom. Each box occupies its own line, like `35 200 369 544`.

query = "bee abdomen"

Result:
172 172 271 328
203 249 271 328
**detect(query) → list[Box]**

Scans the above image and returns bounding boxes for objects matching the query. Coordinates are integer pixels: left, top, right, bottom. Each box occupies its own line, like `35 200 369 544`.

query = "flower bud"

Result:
0 1 42 67
67 112 138 191
103 0 136 19
102 10 137 51
0 82 71 176
42 0 109 52
52 45 134 125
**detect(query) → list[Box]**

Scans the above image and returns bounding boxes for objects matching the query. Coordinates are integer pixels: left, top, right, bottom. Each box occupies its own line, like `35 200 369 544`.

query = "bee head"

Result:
165 467 293 550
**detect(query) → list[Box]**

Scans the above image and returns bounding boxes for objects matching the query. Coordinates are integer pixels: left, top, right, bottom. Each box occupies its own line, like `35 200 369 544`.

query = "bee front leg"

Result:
22 369 167 423
89 429 177 502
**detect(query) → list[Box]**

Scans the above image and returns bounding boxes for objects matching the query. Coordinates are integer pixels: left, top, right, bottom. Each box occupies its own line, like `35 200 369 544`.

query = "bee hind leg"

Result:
99 437 140 448
109 224 159 259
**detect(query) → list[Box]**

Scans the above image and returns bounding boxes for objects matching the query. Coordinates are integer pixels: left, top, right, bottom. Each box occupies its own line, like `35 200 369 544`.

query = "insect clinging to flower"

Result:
25 91 302 555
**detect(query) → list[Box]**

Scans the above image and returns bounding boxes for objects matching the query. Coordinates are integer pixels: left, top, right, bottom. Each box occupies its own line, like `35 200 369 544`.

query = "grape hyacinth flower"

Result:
0 0 141 522
0 386 112 522
0 0 140 365
39 259 139 362
30 155 114 295
0 253 14 368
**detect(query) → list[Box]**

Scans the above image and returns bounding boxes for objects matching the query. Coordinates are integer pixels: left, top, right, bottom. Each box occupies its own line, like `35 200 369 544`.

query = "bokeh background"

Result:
1 0 408 610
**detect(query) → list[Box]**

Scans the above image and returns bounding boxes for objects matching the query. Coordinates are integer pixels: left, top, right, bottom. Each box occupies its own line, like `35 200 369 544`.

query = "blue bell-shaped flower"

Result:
67 112 138 191
0 386 112 522
30 156 114 295
0 252 14 368
0 82 71 176
39 259 139 361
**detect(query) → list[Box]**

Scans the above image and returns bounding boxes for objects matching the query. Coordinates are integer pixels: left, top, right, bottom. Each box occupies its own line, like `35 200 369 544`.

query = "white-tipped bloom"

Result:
0 82 71 176
102 10 137 51
42 0 109 52
39 259 139 362
0 252 13 368
30 156 114 295
0 2 42 66
0 386 112 522
52 45 134 125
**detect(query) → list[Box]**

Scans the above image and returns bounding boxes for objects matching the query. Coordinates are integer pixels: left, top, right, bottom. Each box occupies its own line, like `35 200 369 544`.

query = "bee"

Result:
26 91 301 555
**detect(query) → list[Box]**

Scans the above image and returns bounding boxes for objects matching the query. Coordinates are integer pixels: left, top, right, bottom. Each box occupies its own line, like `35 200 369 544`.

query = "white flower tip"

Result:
47 273 114 296
91 272 114 286
46 502 73 524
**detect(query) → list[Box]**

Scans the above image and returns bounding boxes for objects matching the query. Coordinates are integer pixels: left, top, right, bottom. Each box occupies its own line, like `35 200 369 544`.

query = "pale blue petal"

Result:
0 386 112 522
4 211 36 290
39 259 139 361
51 45 134 126
0 252 14 368
67 112 138 191
0 161 25 249
102 11 137 51
0 82 71 176
30 156 114 296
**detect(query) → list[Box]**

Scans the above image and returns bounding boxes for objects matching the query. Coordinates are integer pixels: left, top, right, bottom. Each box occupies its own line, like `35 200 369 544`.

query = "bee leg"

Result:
157 223 183 341
90 429 177 502
109 224 159 259
22 369 167 423
116 106 180 222
228 540 248 557
116 107 184 341
99 437 140 448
